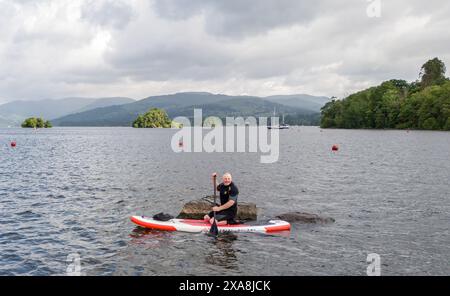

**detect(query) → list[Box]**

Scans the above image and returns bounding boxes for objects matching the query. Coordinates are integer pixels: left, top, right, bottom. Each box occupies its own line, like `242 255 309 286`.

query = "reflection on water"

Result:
205 233 239 271
128 227 174 249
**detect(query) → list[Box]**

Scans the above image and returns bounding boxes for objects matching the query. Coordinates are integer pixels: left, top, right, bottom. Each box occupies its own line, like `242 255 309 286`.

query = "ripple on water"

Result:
0 232 27 243
15 210 42 219
0 127 449 275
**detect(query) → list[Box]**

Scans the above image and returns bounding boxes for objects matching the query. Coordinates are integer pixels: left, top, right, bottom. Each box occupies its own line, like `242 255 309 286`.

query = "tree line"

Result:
132 107 320 128
321 58 450 130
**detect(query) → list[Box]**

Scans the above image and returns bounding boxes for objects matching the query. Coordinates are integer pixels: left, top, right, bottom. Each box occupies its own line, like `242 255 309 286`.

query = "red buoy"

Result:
178 140 183 147
11 141 16 147
332 144 339 151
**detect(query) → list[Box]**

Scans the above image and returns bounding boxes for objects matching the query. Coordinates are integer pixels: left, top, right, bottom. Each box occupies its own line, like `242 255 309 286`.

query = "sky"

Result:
0 0 449 104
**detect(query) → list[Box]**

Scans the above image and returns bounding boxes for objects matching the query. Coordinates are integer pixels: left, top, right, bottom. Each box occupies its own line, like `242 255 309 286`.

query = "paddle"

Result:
209 174 219 236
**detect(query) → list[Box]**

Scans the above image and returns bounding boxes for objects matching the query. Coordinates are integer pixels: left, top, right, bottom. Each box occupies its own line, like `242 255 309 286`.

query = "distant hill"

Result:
173 96 310 118
0 97 134 126
74 97 135 113
173 96 321 126
0 116 13 127
53 92 321 126
52 92 233 126
264 94 330 112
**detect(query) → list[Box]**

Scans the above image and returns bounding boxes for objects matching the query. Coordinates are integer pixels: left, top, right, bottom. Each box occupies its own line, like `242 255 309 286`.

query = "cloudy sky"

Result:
0 0 449 103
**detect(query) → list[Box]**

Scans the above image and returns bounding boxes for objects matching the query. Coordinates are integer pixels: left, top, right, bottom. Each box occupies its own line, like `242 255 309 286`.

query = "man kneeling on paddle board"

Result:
204 172 239 226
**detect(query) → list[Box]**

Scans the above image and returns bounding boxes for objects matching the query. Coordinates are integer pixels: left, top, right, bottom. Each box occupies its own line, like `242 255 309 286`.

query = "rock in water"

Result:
276 212 335 224
177 196 257 221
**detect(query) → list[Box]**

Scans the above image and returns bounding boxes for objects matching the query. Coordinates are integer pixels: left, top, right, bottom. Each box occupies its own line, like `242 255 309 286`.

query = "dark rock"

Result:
276 212 335 224
177 196 257 220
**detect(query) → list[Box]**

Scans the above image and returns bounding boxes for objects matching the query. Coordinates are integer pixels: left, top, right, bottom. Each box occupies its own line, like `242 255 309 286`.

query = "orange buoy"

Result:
11 141 16 147
331 144 339 152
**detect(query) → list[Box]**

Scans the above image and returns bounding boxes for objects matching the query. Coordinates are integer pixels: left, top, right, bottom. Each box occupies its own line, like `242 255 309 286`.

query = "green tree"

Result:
397 94 420 129
421 117 439 130
320 58 450 131
21 118 37 128
36 117 45 128
21 117 52 128
444 117 450 131
321 99 343 128
132 108 172 128
419 57 447 88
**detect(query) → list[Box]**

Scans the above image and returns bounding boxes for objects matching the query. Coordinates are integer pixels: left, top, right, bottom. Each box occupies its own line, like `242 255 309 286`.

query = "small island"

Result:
321 58 450 131
132 108 172 128
21 117 52 128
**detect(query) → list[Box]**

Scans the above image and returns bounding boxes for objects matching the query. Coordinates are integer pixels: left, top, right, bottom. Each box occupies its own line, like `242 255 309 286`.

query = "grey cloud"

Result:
0 0 450 101
81 0 135 30
150 0 206 20
107 47 234 82
152 0 327 38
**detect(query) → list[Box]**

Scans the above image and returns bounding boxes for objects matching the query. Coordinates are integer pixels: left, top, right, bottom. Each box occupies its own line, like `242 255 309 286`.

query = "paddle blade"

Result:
209 220 219 236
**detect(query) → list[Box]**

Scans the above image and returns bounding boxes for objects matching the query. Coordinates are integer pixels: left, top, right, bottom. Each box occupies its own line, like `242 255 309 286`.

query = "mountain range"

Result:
52 92 329 126
264 94 329 111
0 92 329 127
0 97 134 127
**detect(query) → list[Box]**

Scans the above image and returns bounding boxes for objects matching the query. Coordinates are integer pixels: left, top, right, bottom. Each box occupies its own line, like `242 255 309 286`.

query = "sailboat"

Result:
268 108 290 129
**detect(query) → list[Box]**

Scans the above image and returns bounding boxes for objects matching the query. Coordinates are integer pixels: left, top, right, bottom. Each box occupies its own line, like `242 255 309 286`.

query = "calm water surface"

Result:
0 127 449 275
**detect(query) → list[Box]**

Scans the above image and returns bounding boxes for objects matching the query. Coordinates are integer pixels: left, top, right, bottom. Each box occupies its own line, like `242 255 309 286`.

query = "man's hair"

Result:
223 173 232 179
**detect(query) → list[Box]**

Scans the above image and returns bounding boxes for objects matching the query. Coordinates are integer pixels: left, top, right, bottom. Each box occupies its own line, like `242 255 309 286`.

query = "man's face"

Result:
223 174 232 186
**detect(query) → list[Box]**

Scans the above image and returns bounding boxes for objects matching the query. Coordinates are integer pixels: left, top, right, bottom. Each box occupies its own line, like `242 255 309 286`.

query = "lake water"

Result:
0 127 449 275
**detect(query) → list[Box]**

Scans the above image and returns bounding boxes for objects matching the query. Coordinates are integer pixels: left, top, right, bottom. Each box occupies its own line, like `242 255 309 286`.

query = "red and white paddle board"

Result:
130 216 291 233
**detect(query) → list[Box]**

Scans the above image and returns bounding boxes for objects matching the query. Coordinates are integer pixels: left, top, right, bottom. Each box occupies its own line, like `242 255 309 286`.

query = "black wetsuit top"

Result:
209 182 239 221
217 182 239 217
